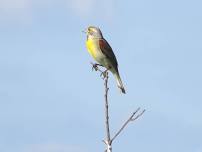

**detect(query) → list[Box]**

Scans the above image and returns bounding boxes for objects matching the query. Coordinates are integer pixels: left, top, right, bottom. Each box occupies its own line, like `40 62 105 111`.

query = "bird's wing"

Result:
99 38 118 68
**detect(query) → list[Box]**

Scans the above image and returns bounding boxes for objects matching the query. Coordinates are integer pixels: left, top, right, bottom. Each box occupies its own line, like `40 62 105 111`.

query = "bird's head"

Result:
84 26 103 39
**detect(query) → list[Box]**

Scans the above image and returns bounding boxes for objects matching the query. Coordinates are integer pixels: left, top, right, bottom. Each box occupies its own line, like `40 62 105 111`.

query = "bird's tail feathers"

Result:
114 73 126 94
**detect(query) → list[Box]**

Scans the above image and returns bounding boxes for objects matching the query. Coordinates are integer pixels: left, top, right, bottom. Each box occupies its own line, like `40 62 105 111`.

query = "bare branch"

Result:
111 108 145 142
90 62 145 152
104 72 111 144
91 63 112 151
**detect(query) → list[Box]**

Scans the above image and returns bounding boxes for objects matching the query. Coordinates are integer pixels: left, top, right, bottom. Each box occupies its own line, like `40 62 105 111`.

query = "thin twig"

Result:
91 63 112 152
104 72 111 144
111 108 145 142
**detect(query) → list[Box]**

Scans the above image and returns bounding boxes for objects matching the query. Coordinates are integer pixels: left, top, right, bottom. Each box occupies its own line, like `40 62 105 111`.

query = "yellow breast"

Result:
86 39 100 59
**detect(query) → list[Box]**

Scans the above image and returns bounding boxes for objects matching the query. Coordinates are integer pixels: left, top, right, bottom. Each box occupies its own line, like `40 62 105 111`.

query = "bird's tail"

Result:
114 73 126 94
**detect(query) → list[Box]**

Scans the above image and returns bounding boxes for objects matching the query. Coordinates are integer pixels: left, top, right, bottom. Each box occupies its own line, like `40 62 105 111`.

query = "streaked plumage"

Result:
85 26 126 94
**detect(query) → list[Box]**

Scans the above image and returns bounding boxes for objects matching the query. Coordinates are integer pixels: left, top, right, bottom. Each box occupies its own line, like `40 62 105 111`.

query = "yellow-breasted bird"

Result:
84 26 126 94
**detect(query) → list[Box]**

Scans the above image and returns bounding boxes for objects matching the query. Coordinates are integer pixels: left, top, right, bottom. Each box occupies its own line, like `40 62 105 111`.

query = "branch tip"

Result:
131 109 146 121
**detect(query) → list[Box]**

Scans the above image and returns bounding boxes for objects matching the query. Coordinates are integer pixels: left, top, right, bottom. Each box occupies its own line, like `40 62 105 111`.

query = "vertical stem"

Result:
104 72 112 152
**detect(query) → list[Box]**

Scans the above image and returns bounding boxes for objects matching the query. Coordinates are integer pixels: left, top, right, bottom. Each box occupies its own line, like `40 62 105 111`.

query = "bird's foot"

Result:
90 62 108 79
91 62 103 71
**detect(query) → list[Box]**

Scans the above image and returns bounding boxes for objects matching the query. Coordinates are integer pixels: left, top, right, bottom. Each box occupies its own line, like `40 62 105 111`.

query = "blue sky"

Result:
0 0 202 152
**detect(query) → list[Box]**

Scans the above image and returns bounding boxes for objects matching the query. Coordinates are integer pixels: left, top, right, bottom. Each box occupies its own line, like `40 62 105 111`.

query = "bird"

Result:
84 26 126 94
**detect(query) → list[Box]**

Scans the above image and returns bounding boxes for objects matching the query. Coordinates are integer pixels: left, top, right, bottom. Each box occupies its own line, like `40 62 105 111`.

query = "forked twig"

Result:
111 108 145 142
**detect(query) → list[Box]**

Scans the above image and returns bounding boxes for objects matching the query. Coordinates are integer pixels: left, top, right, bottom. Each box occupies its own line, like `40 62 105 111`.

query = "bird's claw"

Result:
91 63 99 71
91 63 103 71
91 63 108 79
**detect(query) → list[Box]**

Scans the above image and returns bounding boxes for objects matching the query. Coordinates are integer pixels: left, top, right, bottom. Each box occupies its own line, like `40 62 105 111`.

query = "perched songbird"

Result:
84 26 126 94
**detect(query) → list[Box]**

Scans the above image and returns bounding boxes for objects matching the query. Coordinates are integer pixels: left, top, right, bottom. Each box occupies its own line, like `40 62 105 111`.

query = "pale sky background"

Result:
0 0 202 152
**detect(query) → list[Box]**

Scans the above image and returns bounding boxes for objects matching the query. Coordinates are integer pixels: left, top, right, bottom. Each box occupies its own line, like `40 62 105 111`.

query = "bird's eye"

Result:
88 29 93 35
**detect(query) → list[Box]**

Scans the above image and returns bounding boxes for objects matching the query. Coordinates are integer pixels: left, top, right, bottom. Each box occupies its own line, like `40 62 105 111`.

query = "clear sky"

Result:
0 0 202 152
